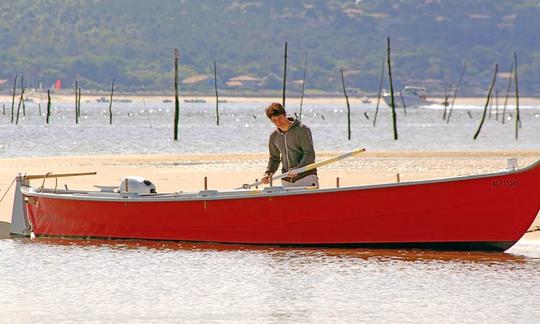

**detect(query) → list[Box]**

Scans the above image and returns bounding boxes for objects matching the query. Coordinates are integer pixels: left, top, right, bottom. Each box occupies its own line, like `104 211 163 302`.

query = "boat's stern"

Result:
10 175 32 237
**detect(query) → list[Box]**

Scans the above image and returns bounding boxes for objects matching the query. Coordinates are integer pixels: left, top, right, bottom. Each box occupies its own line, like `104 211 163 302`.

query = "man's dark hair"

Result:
265 102 286 119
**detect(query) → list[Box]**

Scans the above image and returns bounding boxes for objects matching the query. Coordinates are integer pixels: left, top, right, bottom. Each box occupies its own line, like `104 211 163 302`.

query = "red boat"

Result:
10 158 540 251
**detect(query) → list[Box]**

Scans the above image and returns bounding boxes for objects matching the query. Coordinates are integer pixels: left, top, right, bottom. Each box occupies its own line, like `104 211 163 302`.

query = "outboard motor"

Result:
118 176 156 194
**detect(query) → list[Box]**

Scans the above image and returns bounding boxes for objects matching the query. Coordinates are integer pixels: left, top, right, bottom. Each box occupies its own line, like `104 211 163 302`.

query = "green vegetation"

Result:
1 0 540 95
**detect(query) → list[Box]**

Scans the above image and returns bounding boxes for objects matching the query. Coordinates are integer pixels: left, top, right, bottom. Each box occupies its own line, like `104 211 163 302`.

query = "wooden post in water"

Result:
108 78 115 125
204 177 208 190
46 90 51 124
502 61 514 125
282 42 287 108
514 52 520 139
399 91 407 116
21 77 26 117
78 87 82 119
446 61 467 124
495 90 499 121
473 64 498 140
10 75 17 123
373 56 385 127
142 97 152 129
488 93 492 120
213 60 220 126
75 80 79 124
442 85 449 120
386 37 398 140
299 51 308 122
340 69 351 140
15 77 25 125
173 48 180 141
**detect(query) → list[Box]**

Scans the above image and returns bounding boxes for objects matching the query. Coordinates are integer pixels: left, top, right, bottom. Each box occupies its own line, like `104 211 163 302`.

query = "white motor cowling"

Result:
118 176 156 194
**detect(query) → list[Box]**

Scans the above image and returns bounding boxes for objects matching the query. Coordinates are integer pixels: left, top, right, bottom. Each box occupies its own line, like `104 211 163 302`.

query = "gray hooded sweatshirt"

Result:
265 118 317 182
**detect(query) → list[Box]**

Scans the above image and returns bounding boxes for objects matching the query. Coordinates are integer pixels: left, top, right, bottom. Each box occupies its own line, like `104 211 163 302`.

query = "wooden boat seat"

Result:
197 190 219 197
93 185 118 192
262 186 285 194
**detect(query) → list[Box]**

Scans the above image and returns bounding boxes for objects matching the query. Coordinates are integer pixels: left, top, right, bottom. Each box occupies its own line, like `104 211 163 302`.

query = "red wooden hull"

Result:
24 160 540 251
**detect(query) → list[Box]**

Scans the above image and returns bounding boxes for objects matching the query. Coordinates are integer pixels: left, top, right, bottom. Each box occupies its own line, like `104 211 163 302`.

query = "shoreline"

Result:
2 92 540 106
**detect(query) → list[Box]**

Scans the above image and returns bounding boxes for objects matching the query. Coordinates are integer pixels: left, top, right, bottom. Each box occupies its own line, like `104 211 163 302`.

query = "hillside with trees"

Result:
1 0 540 95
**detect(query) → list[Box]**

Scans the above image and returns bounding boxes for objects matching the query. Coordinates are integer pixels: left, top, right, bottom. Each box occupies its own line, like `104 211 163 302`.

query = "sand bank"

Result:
1 150 539 240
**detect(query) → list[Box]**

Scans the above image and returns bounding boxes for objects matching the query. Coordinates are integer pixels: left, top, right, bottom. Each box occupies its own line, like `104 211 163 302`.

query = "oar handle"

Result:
240 171 291 190
22 172 97 180
238 148 366 189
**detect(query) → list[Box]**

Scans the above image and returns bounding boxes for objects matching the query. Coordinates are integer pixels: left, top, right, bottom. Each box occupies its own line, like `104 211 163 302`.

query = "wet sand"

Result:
1 151 538 240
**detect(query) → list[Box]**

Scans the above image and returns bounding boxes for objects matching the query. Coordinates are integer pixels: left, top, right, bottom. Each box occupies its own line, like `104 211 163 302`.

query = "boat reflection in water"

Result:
3 235 538 323
24 237 531 265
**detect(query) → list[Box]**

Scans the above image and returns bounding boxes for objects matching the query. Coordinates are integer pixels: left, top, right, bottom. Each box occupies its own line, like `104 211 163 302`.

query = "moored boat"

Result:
382 86 436 108
10 158 540 251
184 98 206 103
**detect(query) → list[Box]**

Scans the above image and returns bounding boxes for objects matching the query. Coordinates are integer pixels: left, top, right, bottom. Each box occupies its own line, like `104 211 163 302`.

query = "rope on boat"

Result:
0 177 16 204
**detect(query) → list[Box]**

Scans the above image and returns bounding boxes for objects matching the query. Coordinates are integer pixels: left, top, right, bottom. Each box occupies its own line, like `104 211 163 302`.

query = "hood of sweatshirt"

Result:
276 117 299 135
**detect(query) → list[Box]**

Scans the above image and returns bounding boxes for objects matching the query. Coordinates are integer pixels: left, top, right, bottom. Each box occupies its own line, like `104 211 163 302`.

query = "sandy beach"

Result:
1 150 539 240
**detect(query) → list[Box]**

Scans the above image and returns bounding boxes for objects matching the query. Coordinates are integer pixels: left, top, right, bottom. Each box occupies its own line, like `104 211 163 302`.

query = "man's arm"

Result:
265 135 280 175
296 127 315 168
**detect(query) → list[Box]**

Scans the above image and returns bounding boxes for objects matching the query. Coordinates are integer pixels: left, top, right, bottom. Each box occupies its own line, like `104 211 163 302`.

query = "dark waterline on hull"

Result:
33 234 516 252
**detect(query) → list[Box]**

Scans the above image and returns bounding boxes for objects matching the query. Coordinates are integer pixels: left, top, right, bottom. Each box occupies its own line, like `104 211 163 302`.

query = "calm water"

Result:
0 238 539 323
0 99 539 158
1 99 539 322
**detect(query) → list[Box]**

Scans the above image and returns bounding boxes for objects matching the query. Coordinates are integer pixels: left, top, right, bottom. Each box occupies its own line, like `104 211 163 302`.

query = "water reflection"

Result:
21 237 530 264
2 237 539 322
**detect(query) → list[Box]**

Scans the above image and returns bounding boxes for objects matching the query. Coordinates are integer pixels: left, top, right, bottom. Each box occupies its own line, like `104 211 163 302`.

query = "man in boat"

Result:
261 102 319 188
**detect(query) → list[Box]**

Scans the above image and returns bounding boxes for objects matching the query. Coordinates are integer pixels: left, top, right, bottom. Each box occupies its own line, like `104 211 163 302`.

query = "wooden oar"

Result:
237 148 366 189
23 172 97 180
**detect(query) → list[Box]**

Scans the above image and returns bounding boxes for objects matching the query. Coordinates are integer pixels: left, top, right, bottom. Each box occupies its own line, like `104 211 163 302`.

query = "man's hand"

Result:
287 169 298 178
261 173 273 184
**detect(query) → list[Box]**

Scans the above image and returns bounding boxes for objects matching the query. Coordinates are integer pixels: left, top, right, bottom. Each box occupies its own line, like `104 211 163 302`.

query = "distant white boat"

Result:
184 98 206 103
361 96 371 104
96 97 132 103
382 86 435 108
